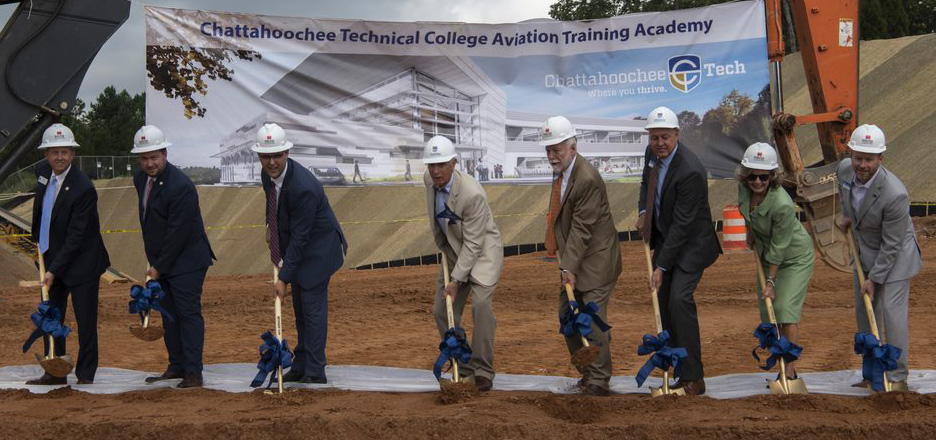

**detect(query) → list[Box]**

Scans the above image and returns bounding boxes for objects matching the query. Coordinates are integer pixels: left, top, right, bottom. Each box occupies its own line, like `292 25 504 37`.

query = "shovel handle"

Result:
641 241 671 392
273 265 284 393
36 246 56 359
441 253 459 382
846 227 890 392
754 252 790 393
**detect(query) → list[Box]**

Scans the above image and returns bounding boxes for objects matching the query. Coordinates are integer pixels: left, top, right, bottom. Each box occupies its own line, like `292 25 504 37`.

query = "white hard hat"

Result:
741 142 779 170
848 124 886 154
422 136 456 164
644 106 680 130
131 125 172 154
539 116 576 147
251 123 293 154
39 123 79 149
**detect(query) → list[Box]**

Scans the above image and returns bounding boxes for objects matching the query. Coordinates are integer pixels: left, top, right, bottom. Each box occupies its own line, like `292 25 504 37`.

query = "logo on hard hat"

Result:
139 135 148 144
668 55 702 93
755 151 764 161
54 131 64 139
863 134 872 143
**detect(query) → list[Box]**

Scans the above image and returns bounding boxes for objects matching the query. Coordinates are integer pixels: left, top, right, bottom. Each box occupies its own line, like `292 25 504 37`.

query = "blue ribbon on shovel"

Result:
128 280 174 324
635 330 687 387
22 301 71 353
251 331 293 388
752 322 803 371
433 327 472 381
854 332 901 392
558 300 610 340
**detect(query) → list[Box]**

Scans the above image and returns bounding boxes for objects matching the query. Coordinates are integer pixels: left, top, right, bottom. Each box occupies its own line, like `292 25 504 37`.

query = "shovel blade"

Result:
768 377 808 395
130 324 164 341
37 354 74 378
650 385 687 397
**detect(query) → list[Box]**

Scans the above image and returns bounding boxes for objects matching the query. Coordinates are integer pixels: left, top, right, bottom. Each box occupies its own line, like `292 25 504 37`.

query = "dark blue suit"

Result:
262 158 346 380
135 162 214 375
31 161 110 381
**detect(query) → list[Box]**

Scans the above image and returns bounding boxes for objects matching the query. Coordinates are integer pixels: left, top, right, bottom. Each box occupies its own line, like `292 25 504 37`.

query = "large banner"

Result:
145 1 769 184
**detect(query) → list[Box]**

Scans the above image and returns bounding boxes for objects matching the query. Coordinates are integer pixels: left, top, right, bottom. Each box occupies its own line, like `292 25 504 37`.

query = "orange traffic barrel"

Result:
722 205 747 251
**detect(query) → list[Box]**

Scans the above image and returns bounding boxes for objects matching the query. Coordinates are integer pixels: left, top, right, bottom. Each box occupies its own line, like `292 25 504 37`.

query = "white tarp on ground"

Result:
2 364 936 398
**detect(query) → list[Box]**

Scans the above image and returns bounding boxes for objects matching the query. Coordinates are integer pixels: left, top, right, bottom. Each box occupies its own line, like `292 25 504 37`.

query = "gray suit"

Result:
837 159 922 381
425 169 503 381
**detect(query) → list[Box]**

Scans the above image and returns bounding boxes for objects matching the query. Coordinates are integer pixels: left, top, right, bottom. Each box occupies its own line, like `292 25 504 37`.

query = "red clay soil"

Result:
2 237 936 439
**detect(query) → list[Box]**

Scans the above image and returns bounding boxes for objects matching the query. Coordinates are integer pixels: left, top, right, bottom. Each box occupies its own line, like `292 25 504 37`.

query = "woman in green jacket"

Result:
737 142 815 378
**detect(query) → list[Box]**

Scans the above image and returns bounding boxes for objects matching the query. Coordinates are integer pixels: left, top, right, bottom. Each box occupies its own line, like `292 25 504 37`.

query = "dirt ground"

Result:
2 237 936 439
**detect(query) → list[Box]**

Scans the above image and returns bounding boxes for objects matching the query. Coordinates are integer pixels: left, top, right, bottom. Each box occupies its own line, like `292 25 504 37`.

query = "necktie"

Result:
642 160 662 242
143 177 155 212
545 172 563 255
267 185 281 266
38 175 57 253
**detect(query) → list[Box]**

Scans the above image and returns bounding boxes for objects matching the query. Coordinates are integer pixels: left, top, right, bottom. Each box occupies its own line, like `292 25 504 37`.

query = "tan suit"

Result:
553 154 622 388
425 169 502 381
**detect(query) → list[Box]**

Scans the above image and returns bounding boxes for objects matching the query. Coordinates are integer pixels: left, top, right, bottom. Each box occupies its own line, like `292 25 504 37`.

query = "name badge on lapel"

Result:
38 176 48 185
841 181 852 191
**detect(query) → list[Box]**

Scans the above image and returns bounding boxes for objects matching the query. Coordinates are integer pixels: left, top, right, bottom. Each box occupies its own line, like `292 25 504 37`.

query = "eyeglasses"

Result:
746 174 770 182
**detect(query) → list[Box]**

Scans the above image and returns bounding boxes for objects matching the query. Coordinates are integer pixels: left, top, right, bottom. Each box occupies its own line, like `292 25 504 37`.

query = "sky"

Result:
0 0 556 103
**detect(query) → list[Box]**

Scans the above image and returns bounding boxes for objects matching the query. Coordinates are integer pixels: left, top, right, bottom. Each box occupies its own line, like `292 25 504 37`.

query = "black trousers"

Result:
45 277 99 381
657 266 705 381
158 268 207 374
289 277 330 379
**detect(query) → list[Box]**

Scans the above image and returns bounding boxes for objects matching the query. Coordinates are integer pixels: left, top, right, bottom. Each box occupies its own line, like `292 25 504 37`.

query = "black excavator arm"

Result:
0 0 129 184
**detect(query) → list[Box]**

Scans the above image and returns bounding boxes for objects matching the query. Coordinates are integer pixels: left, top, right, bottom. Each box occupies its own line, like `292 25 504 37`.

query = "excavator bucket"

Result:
793 162 852 273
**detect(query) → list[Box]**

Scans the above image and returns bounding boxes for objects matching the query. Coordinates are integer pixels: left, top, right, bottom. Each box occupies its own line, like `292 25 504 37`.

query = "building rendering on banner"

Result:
505 111 647 178
217 53 648 184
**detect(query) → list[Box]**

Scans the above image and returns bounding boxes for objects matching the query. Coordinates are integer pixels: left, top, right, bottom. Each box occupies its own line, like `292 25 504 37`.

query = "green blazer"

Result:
737 183 814 267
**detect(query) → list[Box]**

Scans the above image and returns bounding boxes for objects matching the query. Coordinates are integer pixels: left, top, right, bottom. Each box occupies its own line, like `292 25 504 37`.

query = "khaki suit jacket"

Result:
425 169 504 286
553 154 622 291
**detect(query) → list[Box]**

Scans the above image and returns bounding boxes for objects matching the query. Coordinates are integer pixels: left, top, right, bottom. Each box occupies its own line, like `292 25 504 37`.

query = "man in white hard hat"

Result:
636 107 720 396
26 123 110 386
542 116 621 396
423 135 502 392
132 125 215 388
835 124 921 391
254 123 347 384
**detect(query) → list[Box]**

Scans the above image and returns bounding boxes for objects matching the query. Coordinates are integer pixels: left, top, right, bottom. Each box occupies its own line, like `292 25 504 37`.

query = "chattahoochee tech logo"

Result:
668 54 702 93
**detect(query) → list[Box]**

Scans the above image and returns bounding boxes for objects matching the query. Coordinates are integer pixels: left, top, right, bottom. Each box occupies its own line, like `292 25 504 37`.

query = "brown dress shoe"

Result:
851 379 870 388
177 372 203 388
583 384 610 397
25 373 67 385
76 378 93 385
475 376 493 392
145 369 184 384
676 379 706 396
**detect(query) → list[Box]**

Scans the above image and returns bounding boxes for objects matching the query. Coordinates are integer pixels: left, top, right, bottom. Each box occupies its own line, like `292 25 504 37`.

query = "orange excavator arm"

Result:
765 0 860 272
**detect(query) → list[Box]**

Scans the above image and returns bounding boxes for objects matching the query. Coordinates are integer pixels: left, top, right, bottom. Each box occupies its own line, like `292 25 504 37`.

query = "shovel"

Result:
640 241 685 396
754 252 808 394
438 253 472 385
554 255 601 370
264 266 286 394
129 271 165 342
34 247 75 378
847 227 898 392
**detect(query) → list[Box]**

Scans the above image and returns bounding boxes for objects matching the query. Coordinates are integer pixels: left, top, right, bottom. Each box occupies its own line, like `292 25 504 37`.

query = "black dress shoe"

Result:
282 369 304 382
145 369 184 384
583 384 610 397
177 372 203 388
676 379 706 396
475 376 493 392
298 376 327 384
25 373 66 385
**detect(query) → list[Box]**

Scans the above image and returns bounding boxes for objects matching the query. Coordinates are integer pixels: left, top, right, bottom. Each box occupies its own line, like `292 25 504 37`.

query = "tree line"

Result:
549 0 936 50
